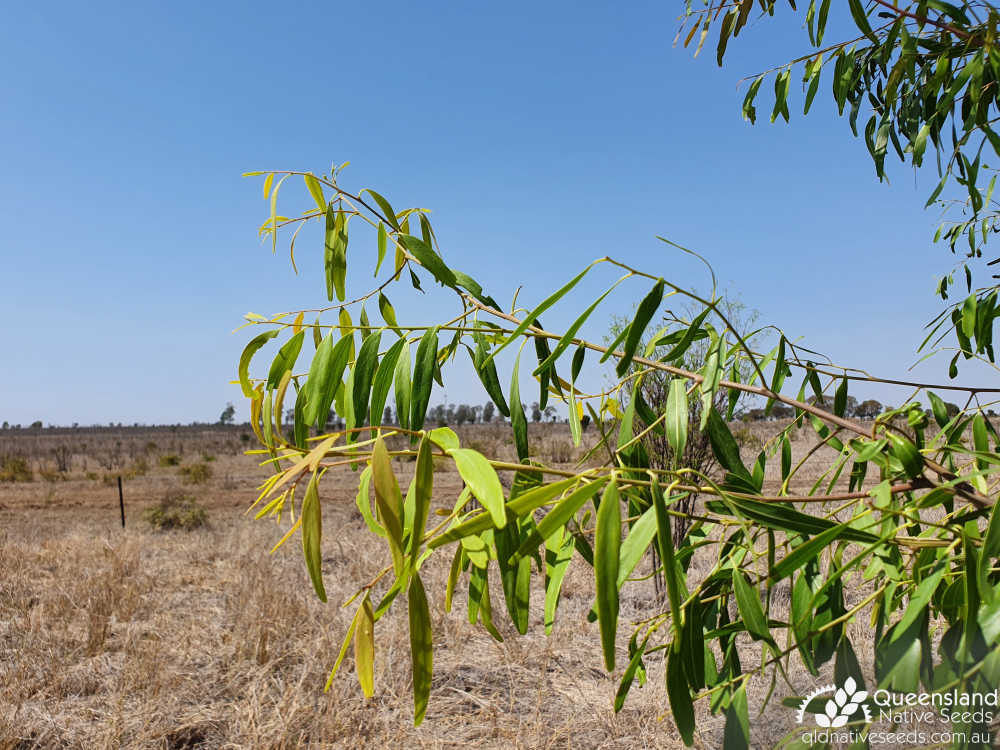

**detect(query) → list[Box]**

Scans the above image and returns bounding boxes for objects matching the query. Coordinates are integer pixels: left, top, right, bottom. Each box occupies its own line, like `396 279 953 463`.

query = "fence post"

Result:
117 475 125 528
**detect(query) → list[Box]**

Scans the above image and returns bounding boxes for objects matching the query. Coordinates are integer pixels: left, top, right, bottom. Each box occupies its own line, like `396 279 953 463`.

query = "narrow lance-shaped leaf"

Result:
394 340 411 430
369 337 405 430
409 328 438 433
371 435 404 575
303 173 326 212
399 234 456 289
595 481 621 671
354 594 375 698
484 265 593 366
351 331 383 432
450 448 506 528
617 280 664 377
239 330 280 397
408 436 434 557
408 573 433 726
325 206 348 302
472 333 510 417
665 378 688 466
301 469 327 602
266 330 305 390
733 570 770 642
667 643 696 746
313 334 353 431
510 350 529 461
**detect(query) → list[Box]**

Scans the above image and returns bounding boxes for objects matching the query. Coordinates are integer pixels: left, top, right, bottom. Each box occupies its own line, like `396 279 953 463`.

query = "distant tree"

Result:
454 404 474 425
855 399 883 420
544 405 556 422
580 414 591 431
30 420 42 430
530 402 542 423
1 422 7 430
220 402 236 425
383 406 394 425
482 401 495 424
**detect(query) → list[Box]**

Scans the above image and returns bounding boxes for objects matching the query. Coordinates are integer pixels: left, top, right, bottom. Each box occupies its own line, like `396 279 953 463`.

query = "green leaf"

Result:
408 436 434 557
362 188 400 230
303 174 326 212
663 307 711 364
394 341 411 430
927 391 949 428
834 375 848 417
378 292 398 329
450 448 506 529
733 571 770 642
510 351 529 461
544 527 574 635
667 644 695 746
351 331 383 430
354 594 375 698
430 476 589 549
266 331 305 390
239 330 279 397
472 333 510 417
887 433 922 479
301 470 327 602
409 328 438 432
375 223 388 276
595 481 621 671
369 337 404 429
534 286 617 376
371 435 404 575
510 478 609 558
705 407 752 482
770 523 849 582
324 206 348 302
722 684 750 750
485 266 592 366
407 573 433 726
665 378 689 464
891 563 946 640
399 234 456 289
617 280 664 377
653 479 687 637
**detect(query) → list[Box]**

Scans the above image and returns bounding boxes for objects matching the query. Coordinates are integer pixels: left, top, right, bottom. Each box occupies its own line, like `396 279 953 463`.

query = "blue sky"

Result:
1 0 987 425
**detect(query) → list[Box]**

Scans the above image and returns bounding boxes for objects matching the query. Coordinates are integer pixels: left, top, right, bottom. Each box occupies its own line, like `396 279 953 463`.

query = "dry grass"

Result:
0 422 902 749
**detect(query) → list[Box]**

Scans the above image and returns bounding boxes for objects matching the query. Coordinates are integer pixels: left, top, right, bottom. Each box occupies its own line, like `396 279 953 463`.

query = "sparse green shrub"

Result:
201 453 216 462
0 456 32 482
179 462 213 484
159 454 181 467
143 492 208 531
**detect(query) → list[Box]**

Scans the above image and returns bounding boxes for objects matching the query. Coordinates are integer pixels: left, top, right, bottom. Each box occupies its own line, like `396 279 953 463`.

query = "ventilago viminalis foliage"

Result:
236 166 1000 748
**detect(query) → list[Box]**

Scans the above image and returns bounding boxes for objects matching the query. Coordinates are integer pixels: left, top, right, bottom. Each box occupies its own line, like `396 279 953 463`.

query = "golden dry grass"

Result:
0 423 898 749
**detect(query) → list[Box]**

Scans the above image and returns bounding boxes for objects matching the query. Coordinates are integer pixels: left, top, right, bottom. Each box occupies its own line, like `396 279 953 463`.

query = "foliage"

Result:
179 462 213 485
144 491 208 531
0 455 33 482
220 402 236 425
236 165 1000 747
683 0 1000 379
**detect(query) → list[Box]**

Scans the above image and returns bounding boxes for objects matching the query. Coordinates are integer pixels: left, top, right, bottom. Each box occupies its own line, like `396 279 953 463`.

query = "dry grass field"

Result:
0 422 915 749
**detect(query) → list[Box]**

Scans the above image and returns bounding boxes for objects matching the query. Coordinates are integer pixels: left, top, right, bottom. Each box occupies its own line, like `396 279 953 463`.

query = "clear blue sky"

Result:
1 0 986 426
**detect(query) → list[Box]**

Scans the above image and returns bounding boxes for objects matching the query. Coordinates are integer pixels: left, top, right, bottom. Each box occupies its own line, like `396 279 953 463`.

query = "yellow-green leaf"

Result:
301 470 327 602
595 481 621 671
450 448 506 528
408 573 433 726
354 594 375 698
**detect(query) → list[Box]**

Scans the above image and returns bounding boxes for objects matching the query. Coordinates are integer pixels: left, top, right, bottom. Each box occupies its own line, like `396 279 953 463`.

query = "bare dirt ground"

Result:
0 423 893 749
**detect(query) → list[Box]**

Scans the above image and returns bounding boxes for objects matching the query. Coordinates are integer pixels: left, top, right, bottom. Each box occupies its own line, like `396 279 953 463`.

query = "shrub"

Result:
143 492 208 531
0 456 32 482
158 454 181 467
179 462 213 484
